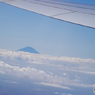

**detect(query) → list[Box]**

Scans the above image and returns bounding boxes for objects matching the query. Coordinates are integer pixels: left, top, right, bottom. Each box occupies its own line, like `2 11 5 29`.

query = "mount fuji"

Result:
17 46 39 54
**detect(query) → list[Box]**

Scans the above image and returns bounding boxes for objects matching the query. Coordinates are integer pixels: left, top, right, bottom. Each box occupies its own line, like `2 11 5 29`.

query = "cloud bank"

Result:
0 49 95 90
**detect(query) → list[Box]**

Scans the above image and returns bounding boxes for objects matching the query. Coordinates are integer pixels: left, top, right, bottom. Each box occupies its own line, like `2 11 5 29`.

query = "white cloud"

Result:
5 80 17 84
0 49 95 89
63 73 67 76
0 61 63 84
60 56 95 63
0 49 95 75
0 49 95 64
55 92 59 94
61 93 73 95
38 82 71 90
1 61 94 88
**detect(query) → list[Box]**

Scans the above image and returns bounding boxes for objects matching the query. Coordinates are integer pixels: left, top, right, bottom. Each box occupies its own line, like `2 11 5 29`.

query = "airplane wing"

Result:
0 0 95 28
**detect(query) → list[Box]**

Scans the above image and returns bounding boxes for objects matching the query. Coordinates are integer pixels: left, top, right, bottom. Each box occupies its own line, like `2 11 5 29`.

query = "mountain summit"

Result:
17 46 39 54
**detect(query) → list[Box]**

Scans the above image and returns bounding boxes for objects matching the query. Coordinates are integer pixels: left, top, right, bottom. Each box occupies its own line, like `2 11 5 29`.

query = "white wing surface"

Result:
0 0 95 28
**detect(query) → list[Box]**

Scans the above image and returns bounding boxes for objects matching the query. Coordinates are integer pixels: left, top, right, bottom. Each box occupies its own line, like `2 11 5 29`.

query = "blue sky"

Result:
0 0 95 59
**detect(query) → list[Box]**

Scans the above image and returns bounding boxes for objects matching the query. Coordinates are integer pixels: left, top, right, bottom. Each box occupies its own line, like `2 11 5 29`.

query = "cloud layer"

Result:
0 49 95 91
